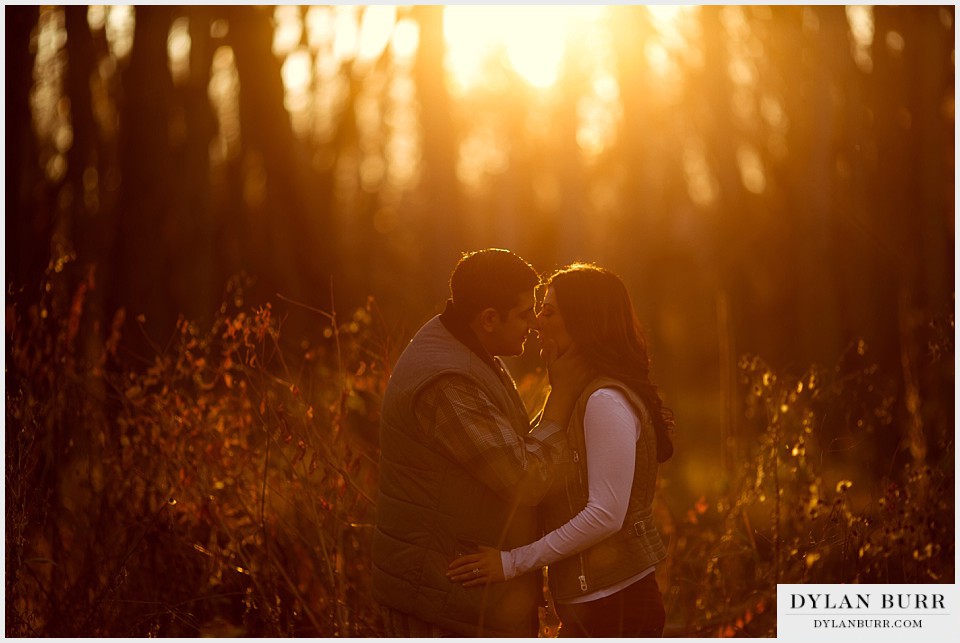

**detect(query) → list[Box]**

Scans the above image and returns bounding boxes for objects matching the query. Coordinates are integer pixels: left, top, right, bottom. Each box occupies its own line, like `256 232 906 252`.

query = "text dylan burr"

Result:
790 593 945 610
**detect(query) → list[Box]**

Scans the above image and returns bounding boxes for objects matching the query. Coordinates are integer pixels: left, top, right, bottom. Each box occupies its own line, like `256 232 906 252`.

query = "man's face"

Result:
489 290 538 357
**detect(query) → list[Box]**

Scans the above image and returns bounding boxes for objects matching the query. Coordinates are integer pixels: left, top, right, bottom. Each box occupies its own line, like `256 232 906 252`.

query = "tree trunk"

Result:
170 6 219 326
227 5 332 312
111 5 176 345
6 6 44 289
412 6 463 276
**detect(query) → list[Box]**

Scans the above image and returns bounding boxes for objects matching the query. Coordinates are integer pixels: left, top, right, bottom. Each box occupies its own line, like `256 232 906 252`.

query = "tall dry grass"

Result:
6 265 954 636
7 267 392 636
661 324 954 636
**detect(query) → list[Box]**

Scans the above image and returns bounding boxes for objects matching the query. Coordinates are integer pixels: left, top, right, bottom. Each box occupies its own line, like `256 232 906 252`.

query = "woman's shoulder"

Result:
585 388 641 440
586 383 650 425
587 387 635 413
589 386 627 399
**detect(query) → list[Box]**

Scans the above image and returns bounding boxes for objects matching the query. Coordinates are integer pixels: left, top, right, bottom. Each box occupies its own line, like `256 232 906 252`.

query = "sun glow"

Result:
443 6 606 92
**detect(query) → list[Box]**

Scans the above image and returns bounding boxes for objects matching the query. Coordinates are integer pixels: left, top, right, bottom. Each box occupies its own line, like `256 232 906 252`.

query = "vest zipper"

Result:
572 450 584 491
571 449 587 592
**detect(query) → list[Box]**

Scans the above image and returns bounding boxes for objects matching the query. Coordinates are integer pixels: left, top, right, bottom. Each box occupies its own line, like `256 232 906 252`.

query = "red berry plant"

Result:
7 265 395 636
7 260 954 638
663 317 954 637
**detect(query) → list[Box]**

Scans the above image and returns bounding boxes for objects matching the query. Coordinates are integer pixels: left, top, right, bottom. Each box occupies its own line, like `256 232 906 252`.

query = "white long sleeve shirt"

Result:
500 388 655 603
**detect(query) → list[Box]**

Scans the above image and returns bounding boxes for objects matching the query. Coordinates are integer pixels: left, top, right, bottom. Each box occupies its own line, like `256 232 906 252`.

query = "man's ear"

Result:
477 307 501 332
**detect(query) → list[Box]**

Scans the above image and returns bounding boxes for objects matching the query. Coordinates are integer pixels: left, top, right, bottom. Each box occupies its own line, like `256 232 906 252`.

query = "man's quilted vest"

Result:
371 316 541 637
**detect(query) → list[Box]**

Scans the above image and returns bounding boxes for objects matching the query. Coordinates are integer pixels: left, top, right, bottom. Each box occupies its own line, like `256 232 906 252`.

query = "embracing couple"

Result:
371 249 674 638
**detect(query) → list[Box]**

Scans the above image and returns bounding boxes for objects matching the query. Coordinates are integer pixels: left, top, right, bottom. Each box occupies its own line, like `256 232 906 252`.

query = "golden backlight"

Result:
441 6 695 93
443 6 607 91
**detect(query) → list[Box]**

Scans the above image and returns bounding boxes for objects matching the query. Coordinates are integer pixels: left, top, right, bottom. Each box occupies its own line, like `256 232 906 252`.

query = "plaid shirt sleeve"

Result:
414 374 566 505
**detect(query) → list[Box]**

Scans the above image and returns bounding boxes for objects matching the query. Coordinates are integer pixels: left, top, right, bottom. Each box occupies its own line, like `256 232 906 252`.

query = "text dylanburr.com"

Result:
776 584 958 641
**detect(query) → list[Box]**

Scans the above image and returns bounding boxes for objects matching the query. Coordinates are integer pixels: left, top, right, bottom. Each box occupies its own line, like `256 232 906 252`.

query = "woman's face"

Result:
536 286 574 361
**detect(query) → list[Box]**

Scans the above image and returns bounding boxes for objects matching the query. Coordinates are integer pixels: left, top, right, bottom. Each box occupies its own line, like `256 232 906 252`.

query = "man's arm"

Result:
415 375 564 506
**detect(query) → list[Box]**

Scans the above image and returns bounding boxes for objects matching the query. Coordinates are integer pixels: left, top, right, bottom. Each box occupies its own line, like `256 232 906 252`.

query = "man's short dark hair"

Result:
449 249 539 319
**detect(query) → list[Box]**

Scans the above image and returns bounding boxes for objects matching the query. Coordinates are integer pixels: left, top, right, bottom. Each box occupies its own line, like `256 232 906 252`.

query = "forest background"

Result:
4 4 955 637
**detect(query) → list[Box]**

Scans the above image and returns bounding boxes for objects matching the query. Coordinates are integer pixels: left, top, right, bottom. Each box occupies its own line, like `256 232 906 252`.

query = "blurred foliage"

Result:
4 4 955 638
7 265 394 636
7 6 954 362
663 326 954 636
6 266 953 636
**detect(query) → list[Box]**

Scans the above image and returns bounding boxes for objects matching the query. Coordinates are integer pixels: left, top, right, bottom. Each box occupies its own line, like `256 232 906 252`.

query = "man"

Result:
372 249 584 637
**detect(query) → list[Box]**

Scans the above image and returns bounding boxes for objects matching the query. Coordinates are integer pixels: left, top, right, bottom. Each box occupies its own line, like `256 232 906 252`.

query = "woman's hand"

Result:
547 344 589 389
540 345 594 426
539 337 561 364
446 545 506 587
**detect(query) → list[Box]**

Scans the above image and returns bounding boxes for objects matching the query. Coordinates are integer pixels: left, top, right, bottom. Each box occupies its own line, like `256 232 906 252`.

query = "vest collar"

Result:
438 299 500 374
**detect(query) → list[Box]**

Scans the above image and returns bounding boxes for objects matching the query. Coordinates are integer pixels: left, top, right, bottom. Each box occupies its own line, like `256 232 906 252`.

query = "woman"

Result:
447 263 675 637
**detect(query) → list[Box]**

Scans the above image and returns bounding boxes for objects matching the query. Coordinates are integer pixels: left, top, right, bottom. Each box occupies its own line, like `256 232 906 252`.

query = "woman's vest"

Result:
372 316 541 637
540 377 668 602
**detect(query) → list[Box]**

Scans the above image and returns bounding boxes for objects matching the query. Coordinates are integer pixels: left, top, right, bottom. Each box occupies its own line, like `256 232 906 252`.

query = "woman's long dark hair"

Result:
546 263 675 462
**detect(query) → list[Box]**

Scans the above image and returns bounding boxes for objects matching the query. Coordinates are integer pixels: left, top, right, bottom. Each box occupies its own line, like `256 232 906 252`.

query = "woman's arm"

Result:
447 389 639 586
505 388 639 578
